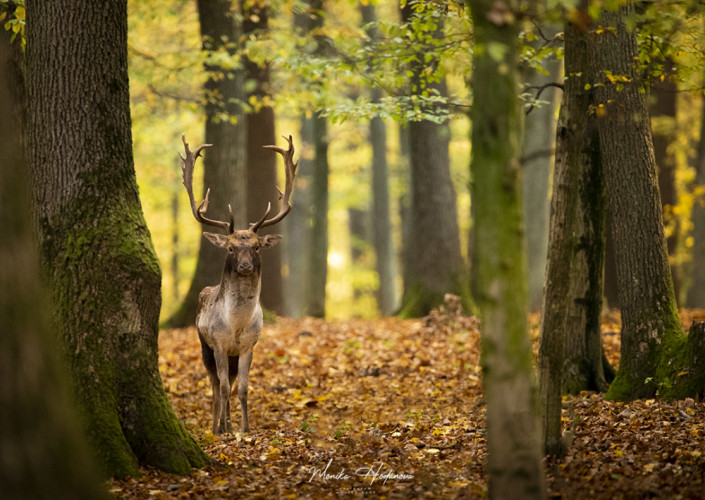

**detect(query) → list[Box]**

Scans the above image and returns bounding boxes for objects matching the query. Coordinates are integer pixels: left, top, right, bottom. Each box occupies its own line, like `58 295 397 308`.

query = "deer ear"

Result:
260 234 283 248
203 232 228 248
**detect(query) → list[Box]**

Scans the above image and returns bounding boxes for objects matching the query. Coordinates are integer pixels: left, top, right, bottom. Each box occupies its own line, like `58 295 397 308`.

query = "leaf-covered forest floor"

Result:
110 304 705 499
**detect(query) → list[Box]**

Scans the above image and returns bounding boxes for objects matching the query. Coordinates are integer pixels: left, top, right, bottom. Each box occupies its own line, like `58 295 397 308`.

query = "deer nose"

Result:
238 262 253 274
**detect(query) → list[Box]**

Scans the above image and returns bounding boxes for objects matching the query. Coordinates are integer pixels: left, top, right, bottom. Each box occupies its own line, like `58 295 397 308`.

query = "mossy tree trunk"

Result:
166 0 246 328
242 0 284 315
0 26 107 499
539 4 614 456
468 1 546 497
398 1 468 318
593 2 704 401
26 0 210 477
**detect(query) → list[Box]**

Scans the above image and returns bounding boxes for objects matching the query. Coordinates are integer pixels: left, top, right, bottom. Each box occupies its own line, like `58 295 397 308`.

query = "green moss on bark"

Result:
654 323 705 400
606 298 689 401
42 192 209 477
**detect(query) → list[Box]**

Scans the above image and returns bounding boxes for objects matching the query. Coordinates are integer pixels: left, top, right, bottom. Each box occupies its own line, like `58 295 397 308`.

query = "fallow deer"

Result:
179 134 297 435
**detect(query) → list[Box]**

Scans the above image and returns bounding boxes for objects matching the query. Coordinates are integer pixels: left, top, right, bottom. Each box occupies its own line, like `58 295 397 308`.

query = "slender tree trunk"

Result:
292 0 328 318
171 178 180 304
539 5 613 456
469 1 546 497
0 24 107 499
522 27 560 314
284 115 313 317
26 0 209 477
242 0 284 315
399 124 413 300
399 1 467 318
308 113 330 317
369 108 397 315
539 92 578 459
687 69 705 307
361 2 397 315
166 0 246 327
348 207 369 302
348 208 368 264
592 2 697 401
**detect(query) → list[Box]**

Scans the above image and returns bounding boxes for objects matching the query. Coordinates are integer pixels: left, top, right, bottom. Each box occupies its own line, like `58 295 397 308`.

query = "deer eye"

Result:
228 247 235 254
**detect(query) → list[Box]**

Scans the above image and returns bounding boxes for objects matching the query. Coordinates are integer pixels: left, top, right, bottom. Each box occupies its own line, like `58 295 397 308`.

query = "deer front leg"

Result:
237 350 254 433
213 349 232 434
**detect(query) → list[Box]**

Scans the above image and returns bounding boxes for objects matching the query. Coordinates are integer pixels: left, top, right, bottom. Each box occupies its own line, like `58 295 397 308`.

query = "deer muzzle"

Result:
237 261 254 275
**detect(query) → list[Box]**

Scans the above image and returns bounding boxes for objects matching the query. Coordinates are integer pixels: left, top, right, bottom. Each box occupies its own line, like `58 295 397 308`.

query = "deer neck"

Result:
217 257 262 311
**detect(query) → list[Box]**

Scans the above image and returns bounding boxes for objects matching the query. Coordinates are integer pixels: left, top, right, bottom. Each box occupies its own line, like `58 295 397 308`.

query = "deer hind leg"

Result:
237 350 254 433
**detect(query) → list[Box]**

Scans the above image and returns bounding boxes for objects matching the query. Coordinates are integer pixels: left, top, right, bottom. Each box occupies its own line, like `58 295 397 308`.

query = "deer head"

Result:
179 134 297 276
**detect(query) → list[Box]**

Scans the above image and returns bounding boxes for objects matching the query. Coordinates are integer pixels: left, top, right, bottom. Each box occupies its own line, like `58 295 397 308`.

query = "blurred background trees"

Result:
125 0 705 321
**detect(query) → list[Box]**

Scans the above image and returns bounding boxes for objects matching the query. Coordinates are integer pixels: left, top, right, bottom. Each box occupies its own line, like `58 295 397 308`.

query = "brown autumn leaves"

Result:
110 302 705 499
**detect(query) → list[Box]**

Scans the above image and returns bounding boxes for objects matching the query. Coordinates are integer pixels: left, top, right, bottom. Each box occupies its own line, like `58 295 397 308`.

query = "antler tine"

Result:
180 135 232 233
251 135 298 233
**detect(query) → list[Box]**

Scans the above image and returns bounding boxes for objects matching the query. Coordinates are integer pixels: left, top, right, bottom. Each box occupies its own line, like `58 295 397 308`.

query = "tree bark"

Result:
165 0 246 328
399 1 468 318
539 5 613 457
242 0 284 315
26 0 209 477
469 1 546 497
0 24 107 499
592 2 692 401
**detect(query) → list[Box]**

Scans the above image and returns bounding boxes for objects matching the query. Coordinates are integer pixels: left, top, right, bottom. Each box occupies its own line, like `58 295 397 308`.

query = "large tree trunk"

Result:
0 24 107 499
242 0 284 315
468 1 546 497
166 0 246 328
593 2 703 401
539 5 613 456
399 1 468 318
26 0 209 477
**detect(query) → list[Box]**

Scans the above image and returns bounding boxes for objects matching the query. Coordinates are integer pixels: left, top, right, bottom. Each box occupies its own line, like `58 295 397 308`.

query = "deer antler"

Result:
250 135 298 233
180 134 234 233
